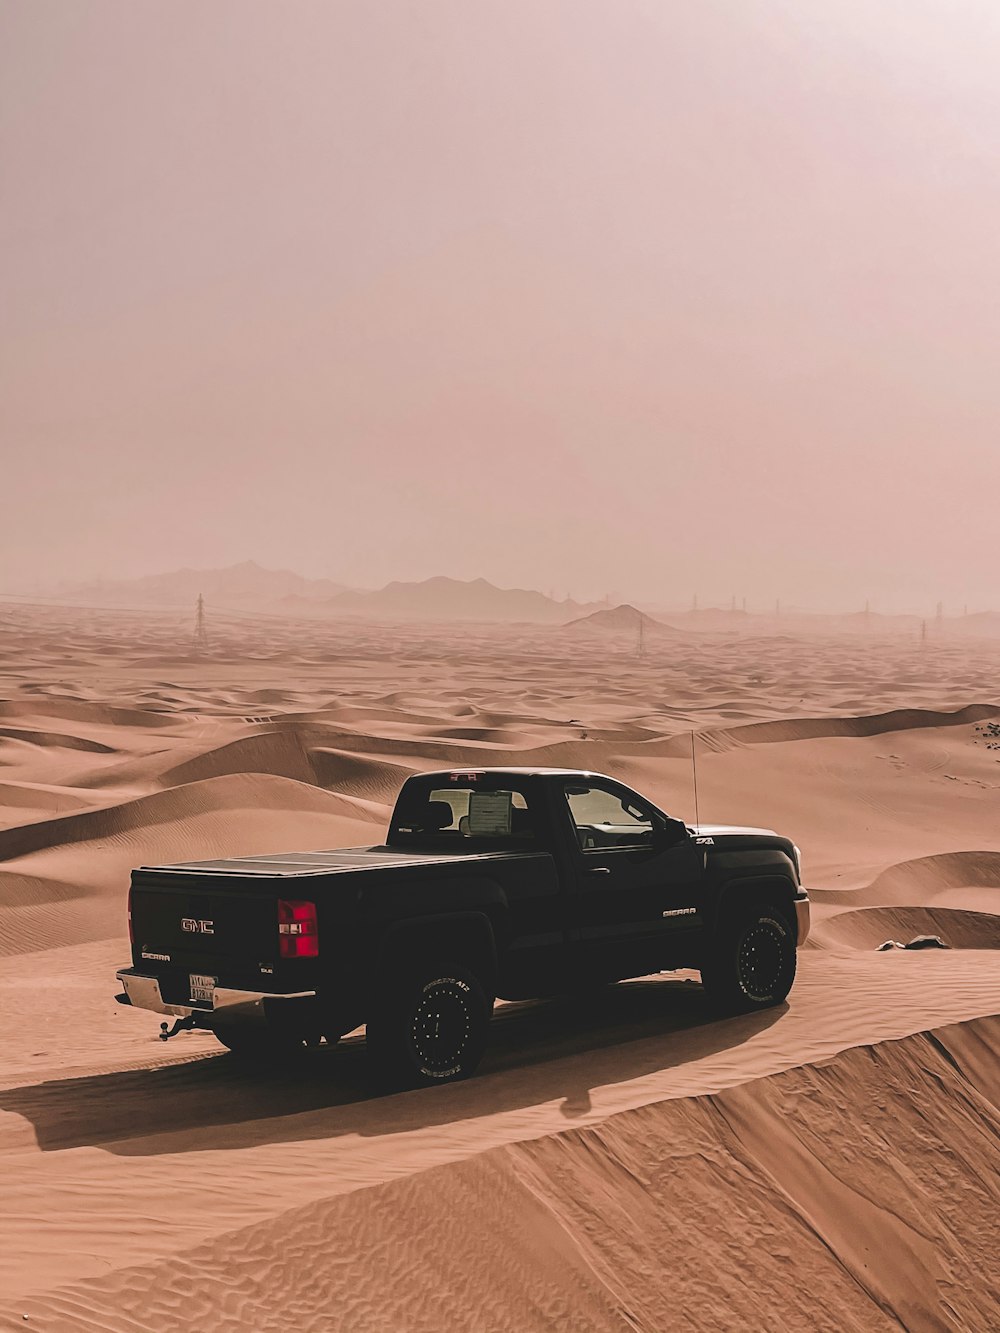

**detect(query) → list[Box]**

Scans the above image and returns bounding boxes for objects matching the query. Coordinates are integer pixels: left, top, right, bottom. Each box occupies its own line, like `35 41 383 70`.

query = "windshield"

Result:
389 775 537 848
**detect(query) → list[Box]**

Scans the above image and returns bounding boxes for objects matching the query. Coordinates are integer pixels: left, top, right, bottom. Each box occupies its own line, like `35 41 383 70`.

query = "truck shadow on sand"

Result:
1 979 784 1156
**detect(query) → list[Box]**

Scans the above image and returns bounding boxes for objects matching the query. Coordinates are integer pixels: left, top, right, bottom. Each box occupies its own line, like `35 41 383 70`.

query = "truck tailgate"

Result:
129 869 294 997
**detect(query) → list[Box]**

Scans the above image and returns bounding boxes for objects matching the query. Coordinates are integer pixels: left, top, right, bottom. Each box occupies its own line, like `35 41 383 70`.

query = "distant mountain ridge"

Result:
54 561 348 609
45 565 1000 634
330 576 602 623
565 603 679 634
52 564 602 624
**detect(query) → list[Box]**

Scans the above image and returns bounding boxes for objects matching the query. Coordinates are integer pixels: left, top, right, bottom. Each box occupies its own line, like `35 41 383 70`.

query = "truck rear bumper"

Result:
115 967 317 1026
794 892 811 946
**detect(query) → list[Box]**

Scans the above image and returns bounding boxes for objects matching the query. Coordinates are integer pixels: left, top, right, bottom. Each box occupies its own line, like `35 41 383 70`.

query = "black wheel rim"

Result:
737 918 788 1002
410 979 472 1076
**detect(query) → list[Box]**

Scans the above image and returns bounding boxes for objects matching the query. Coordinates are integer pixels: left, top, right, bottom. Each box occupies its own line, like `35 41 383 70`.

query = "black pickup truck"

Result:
116 767 810 1087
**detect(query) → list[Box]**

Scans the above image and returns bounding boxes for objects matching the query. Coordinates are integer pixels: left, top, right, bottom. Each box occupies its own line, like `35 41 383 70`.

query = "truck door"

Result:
559 778 705 980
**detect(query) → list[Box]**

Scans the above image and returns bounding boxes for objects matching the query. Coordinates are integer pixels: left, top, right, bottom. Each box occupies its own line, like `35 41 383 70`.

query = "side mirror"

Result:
653 817 690 849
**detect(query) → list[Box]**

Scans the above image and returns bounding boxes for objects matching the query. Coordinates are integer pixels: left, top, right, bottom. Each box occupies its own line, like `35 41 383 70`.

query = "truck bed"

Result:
126 843 558 1010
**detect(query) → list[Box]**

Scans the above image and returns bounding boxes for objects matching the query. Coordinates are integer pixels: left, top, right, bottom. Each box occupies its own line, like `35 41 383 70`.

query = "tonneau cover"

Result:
139 846 547 877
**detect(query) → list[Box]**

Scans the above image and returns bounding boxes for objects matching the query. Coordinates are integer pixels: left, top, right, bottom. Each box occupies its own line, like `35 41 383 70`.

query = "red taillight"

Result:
277 899 319 958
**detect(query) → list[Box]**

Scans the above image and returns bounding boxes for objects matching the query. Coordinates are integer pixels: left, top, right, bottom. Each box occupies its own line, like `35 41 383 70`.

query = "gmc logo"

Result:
181 918 215 935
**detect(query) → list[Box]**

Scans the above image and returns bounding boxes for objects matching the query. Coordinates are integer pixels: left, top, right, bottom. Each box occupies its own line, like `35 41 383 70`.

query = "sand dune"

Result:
308 748 416 804
814 849 1000 910
0 775 379 958
0 726 117 753
0 780 95 818
863 848 1000 901
648 702 1000 756
1 607 999 1327
0 772 366 864
162 729 323 787
811 904 1000 949
2 1008 998 1331
0 697 180 729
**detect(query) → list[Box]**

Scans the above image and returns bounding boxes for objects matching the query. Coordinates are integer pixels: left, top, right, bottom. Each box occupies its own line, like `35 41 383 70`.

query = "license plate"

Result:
189 973 216 1005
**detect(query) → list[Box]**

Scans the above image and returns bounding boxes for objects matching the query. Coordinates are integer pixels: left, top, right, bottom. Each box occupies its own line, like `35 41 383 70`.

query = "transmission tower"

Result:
193 592 209 651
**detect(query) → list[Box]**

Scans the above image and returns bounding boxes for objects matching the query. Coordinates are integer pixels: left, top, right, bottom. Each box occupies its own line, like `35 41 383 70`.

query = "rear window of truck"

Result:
389 779 537 847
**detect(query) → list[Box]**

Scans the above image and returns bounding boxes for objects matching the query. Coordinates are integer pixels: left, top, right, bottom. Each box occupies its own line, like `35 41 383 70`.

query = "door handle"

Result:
588 867 611 875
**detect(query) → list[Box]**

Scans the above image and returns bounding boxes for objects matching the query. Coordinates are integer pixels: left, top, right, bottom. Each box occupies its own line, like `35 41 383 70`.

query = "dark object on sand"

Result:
115 767 812 1088
877 935 950 952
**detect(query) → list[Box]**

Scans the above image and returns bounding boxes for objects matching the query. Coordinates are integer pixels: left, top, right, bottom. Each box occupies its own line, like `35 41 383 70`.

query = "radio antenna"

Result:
690 730 701 829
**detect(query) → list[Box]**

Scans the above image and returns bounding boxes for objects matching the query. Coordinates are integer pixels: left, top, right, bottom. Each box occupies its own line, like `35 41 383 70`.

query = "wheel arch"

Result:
375 910 499 995
712 873 799 936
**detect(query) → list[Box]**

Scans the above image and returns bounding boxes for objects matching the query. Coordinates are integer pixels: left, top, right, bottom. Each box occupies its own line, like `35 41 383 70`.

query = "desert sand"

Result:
1 602 999 1331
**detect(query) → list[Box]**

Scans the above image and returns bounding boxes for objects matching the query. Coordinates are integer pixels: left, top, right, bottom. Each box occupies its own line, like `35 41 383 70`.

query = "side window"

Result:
563 783 654 851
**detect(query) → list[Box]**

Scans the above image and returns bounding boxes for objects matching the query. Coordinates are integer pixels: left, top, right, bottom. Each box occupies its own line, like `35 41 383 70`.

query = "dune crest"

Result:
1 1016 997 1331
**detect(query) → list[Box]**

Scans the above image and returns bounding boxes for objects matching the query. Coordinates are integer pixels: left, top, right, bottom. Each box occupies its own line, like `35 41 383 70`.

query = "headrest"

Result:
418 800 454 831
510 806 533 835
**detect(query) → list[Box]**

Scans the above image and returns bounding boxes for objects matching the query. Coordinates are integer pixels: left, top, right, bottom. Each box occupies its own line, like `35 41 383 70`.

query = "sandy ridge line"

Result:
4 953 1000 1162
814 848 1000 905
1 1013 997 1333
0 771 366 863
0 1045 212 1103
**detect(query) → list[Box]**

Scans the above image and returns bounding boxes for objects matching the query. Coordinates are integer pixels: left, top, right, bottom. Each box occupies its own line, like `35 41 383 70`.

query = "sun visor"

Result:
467 790 513 836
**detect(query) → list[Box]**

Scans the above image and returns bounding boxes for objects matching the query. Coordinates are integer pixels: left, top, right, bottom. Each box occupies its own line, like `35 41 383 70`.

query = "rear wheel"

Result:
366 963 492 1089
701 902 796 1014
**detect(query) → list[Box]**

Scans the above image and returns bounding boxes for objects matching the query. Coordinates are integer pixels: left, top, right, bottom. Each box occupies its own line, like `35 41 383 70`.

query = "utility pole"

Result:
637 613 645 659
193 592 209 651
920 618 927 647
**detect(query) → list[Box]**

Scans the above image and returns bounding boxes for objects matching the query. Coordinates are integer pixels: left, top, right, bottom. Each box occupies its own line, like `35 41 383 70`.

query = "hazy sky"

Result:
2 0 999 611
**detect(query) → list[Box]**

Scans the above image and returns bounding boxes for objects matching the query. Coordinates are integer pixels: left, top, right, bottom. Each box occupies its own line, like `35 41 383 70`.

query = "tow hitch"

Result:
159 1015 200 1041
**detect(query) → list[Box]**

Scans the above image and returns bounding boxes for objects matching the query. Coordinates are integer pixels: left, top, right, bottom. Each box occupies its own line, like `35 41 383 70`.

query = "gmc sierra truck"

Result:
116 767 810 1087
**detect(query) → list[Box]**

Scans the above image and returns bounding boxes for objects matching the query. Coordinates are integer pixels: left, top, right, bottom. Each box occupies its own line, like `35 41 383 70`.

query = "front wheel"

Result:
366 963 492 1090
700 903 796 1014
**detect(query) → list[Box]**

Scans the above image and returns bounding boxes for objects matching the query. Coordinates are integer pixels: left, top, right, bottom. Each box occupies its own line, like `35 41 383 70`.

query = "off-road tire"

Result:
701 902 796 1014
366 963 492 1090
